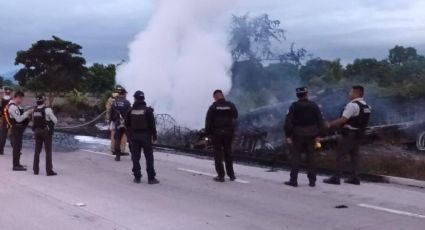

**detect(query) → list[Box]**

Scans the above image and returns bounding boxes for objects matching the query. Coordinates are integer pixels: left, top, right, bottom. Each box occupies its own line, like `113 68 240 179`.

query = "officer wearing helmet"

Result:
125 90 159 184
106 86 128 155
110 86 131 161
284 87 325 187
0 87 13 155
32 94 58 176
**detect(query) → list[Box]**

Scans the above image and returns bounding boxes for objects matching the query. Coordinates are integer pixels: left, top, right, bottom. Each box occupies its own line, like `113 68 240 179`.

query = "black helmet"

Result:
133 90 145 100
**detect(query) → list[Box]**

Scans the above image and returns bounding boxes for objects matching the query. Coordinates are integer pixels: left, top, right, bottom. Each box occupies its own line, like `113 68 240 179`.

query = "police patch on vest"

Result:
33 112 43 117
216 106 231 110
131 110 145 115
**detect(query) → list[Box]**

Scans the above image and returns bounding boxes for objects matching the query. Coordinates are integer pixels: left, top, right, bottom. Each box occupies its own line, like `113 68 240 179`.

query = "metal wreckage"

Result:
153 94 425 161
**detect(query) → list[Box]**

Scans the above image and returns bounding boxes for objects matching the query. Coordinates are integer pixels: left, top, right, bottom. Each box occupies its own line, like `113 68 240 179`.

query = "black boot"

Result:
47 171 58 176
213 176 225 183
284 180 298 187
148 178 160 185
323 176 341 185
309 180 316 187
115 153 121 161
344 177 360 185
133 177 141 184
13 166 27 171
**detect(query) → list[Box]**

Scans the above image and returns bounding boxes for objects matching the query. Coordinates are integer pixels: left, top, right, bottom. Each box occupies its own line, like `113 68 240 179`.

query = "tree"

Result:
86 63 116 96
388 45 424 65
14 36 87 103
345 58 393 86
230 14 285 61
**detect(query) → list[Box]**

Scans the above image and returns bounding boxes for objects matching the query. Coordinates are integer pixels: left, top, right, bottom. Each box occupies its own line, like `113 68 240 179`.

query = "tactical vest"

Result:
32 107 47 130
346 101 371 129
213 104 234 129
5 103 24 127
130 107 148 131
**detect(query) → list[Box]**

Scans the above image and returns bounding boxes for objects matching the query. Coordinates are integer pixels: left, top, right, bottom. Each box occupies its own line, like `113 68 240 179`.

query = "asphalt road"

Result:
0 146 424 230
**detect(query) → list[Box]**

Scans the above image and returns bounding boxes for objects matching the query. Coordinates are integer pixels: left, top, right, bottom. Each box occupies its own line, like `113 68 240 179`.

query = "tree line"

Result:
7 14 425 113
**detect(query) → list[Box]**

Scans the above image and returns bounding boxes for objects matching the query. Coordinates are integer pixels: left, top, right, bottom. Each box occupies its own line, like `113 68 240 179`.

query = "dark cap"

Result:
35 94 46 102
4 87 12 93
296 87 308 94
115 86 127 94
133 90 145 100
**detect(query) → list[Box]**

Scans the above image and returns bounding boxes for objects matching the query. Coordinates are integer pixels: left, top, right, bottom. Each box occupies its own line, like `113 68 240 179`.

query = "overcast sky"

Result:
1 0 424 73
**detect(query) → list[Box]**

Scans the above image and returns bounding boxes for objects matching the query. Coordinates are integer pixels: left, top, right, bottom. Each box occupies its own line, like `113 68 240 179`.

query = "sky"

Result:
0 0 424 73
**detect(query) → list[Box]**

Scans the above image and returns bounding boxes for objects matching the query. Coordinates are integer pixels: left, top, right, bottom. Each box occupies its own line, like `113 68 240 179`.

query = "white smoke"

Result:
117 0 235 129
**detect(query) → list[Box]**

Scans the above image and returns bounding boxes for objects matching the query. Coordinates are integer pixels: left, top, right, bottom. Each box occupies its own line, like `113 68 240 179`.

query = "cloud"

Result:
1 0 424 72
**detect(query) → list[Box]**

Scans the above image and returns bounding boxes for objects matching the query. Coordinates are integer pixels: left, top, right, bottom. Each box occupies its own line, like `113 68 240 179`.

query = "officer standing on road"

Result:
205 89 238 183
32 94 58 176
110 87 131 161
106 87 128 155
323 85 372 185
284 87 325 187
125 90 159 184
0 87 13 155
6 91 32 171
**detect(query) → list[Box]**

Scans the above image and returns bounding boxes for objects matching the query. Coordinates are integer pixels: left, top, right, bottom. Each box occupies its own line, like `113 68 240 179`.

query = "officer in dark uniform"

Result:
284 87 325 187
205 89 238 182
32 94 58 176
125 91 159 184
6 91 32 171
324 85 371 185
0 87 13 155
110 87 131 161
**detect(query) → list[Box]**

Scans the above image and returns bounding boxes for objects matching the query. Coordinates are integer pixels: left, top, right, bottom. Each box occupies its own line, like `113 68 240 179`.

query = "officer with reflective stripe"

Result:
205 89 238 182
32 94 58 176
284 87 325 187
110 87 131 161
8 91 32 171
324 85 372 185
0 87 13 155
125 90 159 184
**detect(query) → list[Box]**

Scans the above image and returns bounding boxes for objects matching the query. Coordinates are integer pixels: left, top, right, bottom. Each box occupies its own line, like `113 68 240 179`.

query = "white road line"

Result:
358 204 425 219
177 168 250 184
81 149 113 157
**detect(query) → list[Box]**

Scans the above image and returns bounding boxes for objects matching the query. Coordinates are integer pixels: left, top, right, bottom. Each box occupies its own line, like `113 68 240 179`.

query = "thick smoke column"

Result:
117 0 234 129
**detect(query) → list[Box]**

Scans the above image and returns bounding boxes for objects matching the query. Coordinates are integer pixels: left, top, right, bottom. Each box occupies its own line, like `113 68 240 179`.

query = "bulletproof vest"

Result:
7 103 24 125
291 100 320 127
346 101 371 129
32 107 47 130
112 98 129 125
213 101 234 129
130 107 148 130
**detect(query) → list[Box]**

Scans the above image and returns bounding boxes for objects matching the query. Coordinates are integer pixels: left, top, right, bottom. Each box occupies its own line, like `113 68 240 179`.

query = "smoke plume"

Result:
117 0 234 129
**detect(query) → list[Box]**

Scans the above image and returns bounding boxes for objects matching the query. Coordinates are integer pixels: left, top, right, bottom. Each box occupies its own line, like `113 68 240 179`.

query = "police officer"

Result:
205 89 238 182
110 87 131 161
6 91 32 171
324 85 371 185
284 87 325 187
32 94 58 176
106 87 128 155
125 91 159 184
0 87 13 155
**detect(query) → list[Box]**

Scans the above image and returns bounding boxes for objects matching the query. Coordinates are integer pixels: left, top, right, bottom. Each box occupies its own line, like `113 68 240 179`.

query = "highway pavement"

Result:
0 145 424 230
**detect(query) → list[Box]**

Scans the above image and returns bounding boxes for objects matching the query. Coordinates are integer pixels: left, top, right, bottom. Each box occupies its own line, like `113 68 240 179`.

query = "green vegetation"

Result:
229 14 425 112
